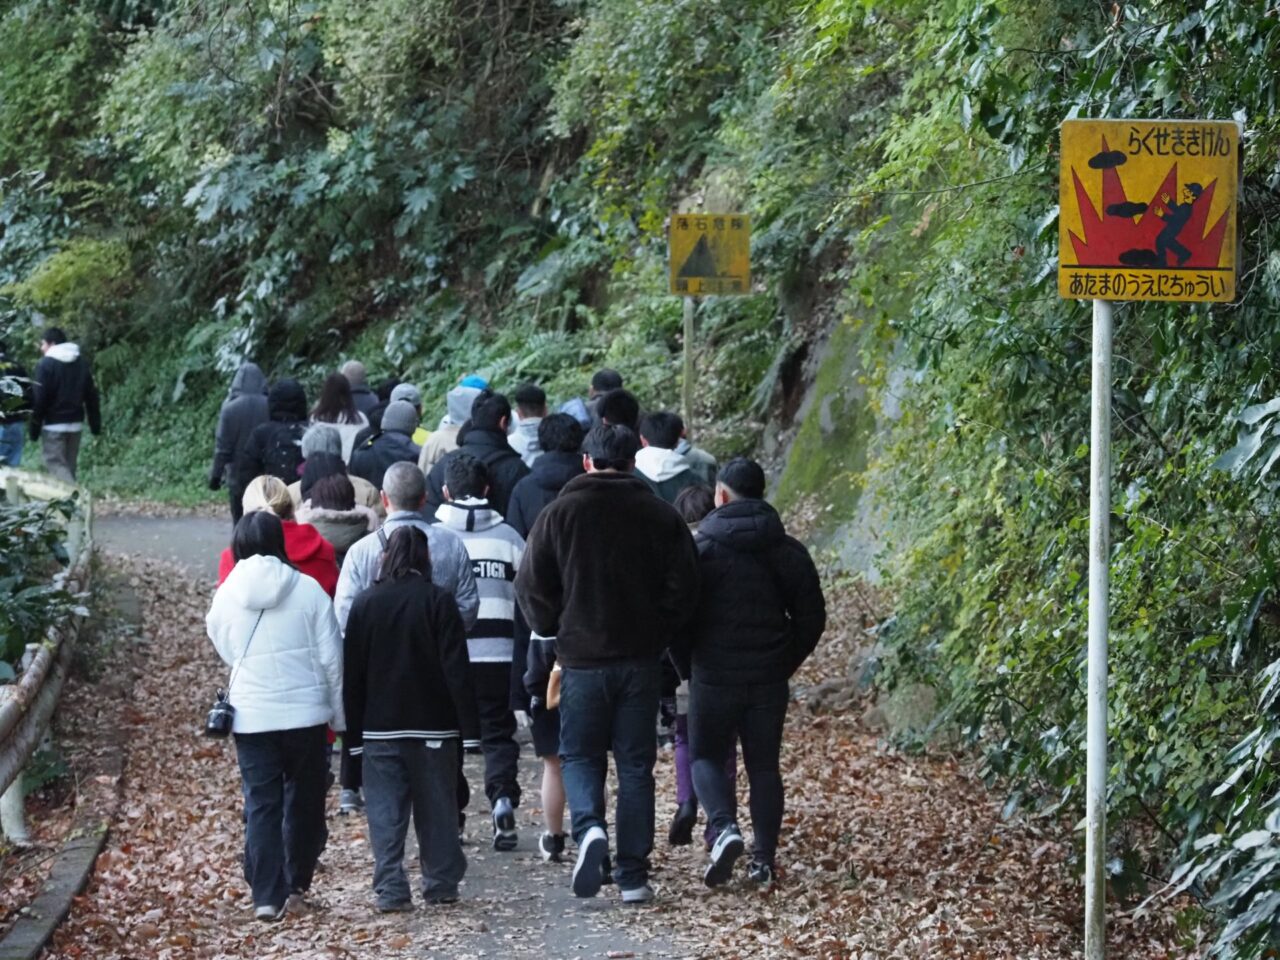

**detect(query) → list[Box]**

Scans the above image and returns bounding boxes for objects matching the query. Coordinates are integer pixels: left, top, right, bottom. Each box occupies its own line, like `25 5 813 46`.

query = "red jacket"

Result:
218 519 339 598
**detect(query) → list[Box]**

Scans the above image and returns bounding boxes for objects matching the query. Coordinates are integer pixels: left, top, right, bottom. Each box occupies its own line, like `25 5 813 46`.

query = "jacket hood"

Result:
462 427 514 454
697 498 786 554
435 498 503 533
269 379 307 422
636 446 692 483
285 518 333 565
531 450 584 491
675 438 692 456
444 385 483 426
219 554 300 609
513 417 541 440
229 363 268 401
46 343 80 363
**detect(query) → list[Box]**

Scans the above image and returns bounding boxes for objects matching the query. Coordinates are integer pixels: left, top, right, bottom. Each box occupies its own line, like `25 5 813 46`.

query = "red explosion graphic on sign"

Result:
1068 138 1228 269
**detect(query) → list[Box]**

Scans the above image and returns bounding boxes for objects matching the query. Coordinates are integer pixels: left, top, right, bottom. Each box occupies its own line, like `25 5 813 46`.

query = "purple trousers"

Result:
674 714 736 842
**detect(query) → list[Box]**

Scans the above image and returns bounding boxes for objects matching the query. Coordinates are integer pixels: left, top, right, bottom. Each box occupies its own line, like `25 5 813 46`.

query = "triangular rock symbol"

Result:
677 235 719 278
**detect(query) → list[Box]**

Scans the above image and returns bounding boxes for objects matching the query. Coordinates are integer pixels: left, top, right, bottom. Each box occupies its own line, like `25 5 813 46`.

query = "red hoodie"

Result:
218 519 339 598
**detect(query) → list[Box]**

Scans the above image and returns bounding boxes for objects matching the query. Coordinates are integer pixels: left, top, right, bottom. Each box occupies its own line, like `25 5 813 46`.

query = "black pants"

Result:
471 662 520 807
340 741 362 791
229 483 246 525
234 725 329 908
689 677 788 866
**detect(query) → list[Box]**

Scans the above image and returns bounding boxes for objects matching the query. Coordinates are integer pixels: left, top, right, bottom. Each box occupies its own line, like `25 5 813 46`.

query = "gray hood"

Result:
444 385 483 426
228 363 268 401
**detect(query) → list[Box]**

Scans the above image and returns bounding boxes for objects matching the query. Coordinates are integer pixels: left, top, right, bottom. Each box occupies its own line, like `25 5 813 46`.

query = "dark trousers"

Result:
340 741 362 791
229 483 246 525
559 660 660 889
363 738 466 904
689 677 789 866
471 662 520 807
234 725 329 908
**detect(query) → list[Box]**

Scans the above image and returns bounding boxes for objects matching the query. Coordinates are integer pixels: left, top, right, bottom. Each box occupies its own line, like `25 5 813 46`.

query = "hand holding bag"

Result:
204 610 264 738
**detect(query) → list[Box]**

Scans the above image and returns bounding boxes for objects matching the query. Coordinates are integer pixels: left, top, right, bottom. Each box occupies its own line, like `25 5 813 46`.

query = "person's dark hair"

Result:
583 424 639 471
41 327 67 346
538 413 584 454
445 453 489 500
471 390 512 432
375 378 403 403
231 510 292 566
1186 182 1204 199
591 369 623 393
599 389 640 432
309 473 356 511
720 457 767 500
377 526 431 583
674 484 715 525
513 382 547 415
639 411 683 450
312 372 359 424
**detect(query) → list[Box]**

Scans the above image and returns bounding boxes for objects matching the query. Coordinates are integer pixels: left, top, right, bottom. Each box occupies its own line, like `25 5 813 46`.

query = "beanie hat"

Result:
242 475 295 520
301 423 342 459
390 383 422 408
381 400 420 437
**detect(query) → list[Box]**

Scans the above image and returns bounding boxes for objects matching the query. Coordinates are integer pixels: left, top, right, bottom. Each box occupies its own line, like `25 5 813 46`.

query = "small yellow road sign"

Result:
669 214 751 296
1059 119 1240 302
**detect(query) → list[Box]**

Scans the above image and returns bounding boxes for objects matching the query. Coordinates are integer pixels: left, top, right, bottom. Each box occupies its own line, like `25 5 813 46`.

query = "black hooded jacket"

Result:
242 379 308 484
29 344 100 439
349 429 420 491
211 363 270 488
505 451 584 538
425 427 530 517
678 498 826 686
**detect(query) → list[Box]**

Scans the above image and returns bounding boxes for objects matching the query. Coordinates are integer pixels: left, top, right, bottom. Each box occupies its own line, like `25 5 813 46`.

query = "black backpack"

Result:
262 422 306 482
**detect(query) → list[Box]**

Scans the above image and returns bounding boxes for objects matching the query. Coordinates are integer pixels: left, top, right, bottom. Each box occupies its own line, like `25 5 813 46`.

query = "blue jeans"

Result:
234 725 329 909
558 660 660 889
0 422 23 467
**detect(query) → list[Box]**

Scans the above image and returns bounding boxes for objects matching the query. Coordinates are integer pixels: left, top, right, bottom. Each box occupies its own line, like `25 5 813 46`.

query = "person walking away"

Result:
636 412 702 504
506 413 585 861
218 475 339 597
244 379 308 485
515 425 698 903
298 474 379 566
389 383 430 447
311 373 369 462
435 455 526 849
209 363 270 523
425 392 529 516
287 424 382 518
350 400 421 491
418 376 487 473
675 418 718 486
348 378 403 452
509 383 547 468
584 369 623 427
341 361 378 416
344 526 480 909
334 462 481 816
205 511 344 921
28 327 100 483
597 388 641 433
0 338 32 467
679 458 826 888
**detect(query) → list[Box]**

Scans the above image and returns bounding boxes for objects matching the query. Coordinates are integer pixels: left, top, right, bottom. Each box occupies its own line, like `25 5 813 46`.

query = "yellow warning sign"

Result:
1059 119 1240 302
669 214 751 296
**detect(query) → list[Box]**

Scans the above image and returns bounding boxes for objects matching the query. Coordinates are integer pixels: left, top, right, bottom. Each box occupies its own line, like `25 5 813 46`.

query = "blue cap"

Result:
460 375 488 389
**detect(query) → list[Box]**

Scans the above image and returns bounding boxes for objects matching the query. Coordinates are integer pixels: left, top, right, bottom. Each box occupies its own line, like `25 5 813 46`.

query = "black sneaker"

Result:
668 799 696 846
704 825 745 888
539 831 566 863
746 860 775 886
572 826 608 898
492 796 517 851
601 853 615 885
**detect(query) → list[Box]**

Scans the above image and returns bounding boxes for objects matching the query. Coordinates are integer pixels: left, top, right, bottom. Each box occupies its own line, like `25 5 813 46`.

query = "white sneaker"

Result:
254 903 286 922
571 826 608 898
620 883 655 904
704 825 745 888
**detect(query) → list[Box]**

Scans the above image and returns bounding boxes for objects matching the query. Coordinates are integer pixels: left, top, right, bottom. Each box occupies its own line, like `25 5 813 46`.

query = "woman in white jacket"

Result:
206 511 345 922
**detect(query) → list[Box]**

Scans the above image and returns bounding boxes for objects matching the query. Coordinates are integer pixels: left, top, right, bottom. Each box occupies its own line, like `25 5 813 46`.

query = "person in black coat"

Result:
349 400 421 491
28 327 100 483
505 413 585 539
242 379 308 486
343 525 480 908
425 391 529 517
677 457 826 890
209 363 270 523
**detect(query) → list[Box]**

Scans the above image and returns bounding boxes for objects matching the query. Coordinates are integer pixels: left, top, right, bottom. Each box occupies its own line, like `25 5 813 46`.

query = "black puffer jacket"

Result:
425 427 530 517
680 498 826 686
505 451 584 538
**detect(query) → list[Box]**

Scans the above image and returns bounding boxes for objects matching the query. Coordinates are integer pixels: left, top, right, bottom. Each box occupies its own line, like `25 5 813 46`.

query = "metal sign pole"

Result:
682 296 696 435
1084 296 1113 960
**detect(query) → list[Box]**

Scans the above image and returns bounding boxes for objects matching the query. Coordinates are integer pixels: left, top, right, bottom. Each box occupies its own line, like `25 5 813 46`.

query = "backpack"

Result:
263 422 306 482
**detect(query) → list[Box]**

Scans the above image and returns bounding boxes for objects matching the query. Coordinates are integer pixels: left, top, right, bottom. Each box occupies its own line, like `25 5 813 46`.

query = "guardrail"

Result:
0 468 92 844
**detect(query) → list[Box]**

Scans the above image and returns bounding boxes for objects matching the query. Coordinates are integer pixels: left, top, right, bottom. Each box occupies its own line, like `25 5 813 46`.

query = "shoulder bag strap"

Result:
224 610 265 698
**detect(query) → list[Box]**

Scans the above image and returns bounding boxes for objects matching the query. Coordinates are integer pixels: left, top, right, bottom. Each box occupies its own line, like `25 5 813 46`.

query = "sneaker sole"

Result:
621 888 654 905
493 831 518 851
572 833 608 898
704 834 745 888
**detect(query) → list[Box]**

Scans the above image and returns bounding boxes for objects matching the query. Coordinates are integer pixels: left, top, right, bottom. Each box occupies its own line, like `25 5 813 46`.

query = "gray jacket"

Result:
334 510 480 634
211 363 270 487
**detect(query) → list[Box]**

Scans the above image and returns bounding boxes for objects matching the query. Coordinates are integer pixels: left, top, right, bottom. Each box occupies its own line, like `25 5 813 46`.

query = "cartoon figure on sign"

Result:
1152 183 1203 266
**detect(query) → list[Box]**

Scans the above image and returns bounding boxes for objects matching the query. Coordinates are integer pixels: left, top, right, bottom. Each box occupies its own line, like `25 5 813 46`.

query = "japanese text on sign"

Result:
669 214 751 296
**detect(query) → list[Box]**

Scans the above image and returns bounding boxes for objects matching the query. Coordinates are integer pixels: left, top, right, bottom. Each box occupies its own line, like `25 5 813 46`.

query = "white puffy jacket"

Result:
206 554 345 734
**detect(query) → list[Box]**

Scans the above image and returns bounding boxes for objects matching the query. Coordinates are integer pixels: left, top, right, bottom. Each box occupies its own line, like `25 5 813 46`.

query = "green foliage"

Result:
0 495 77 672
3 238 134 332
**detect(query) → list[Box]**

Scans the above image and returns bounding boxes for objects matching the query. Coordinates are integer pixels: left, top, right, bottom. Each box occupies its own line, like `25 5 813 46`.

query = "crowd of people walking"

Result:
201 359 826 920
